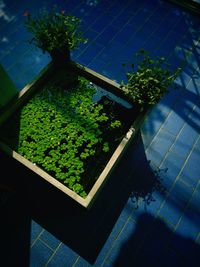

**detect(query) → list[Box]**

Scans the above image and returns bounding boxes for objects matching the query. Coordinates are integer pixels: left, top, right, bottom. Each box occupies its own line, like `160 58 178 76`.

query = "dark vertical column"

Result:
0 64 18 109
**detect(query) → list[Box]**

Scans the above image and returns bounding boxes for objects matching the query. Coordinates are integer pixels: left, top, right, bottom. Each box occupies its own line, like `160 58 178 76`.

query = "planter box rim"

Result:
0 61 148 209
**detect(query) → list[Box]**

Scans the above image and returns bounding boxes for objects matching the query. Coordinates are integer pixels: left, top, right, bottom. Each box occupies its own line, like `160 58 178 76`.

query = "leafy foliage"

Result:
24 7 87 54
3 76 123 197
120 49 181 111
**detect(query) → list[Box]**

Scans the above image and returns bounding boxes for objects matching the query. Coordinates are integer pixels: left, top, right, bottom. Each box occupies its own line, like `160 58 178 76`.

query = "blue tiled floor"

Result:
0 0 200 266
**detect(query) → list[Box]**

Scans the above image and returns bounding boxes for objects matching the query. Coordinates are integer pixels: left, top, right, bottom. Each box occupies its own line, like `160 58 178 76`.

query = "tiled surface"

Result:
0 0 200 266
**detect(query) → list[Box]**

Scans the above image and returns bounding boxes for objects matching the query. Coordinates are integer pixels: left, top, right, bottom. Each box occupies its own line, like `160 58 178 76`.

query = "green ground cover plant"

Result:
0 71 133 197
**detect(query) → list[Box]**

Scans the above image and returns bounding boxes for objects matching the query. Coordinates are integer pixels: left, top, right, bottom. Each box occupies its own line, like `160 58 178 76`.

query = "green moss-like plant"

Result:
0 76 124 197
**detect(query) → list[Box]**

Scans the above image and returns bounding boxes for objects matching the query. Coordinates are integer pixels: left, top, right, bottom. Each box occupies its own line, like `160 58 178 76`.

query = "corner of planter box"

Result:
0 61 150 210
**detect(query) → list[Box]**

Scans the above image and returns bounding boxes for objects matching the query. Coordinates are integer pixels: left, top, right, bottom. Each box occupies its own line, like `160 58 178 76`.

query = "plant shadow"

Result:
129 158 167 210
113 213 200 267
0 153 31 267
1 130 165 264
0 117 168 264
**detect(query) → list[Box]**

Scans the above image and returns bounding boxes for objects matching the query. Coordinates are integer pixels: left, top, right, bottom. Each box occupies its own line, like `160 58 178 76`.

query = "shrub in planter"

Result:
120 49 181 111
24 7 87 65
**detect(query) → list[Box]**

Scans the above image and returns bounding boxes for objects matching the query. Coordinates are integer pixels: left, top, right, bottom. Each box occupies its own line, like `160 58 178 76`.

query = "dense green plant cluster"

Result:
121 49 181 111
16 77 122 197
24 7 87 54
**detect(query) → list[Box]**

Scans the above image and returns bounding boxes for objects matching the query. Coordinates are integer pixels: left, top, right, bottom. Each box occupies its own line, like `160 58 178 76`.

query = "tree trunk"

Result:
50 47 71 66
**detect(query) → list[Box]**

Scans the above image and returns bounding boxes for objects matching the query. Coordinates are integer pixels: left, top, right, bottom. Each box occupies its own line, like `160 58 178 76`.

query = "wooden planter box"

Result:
0 62 148 209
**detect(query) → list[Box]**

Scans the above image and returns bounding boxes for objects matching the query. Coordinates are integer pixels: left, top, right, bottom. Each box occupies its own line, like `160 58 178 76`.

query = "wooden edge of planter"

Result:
0 110 148 209
85 126 136 209
85 108 149 209
0 62 54 126
0 140 88 207
0 125 137 209
70 61 131 102
0 60 130 127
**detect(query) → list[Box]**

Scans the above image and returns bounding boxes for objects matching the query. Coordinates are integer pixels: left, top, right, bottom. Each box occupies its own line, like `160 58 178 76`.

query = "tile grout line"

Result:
5 46 38 71
112 3 186 79
38 237 57 252
144 110 175 154
99 216 134 267
125 204 177 262
131 176 200 263
157 178 200 260
179 176 196 189
144 68 197 156
99 198 149 267
174 178 200 232
0 24 27 60
140 14 199 152
156 101 198 168
71 256 80 267
155 14 190 53
4 47 49 90
96 3 162 71
136 115 200 232
31 228 45 248
44 242 63 267
154 133 200 222
77 1 120 54
76 0 135 61
91 0 156 64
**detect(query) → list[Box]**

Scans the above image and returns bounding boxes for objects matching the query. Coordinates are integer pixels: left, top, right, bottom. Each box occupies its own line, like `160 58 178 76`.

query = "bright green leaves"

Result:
121 49 181 111
11 76 122 197
102 142 109 153
24 7 87 54
111 120 121 129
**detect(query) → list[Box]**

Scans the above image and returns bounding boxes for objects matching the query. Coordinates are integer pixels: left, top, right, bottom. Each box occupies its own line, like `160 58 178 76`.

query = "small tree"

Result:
24 7 87 64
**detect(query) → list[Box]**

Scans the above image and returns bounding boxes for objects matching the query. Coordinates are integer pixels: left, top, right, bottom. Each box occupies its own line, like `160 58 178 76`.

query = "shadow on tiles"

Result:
1 130 166 264
0 154 31 267
127 134 167 209
113 213 200 267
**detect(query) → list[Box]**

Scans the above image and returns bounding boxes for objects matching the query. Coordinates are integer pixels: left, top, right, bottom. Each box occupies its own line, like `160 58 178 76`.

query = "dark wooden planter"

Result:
0 61 149 209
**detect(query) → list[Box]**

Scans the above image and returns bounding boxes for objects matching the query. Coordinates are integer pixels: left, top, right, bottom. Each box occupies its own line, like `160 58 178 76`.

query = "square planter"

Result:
0 62 148 209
